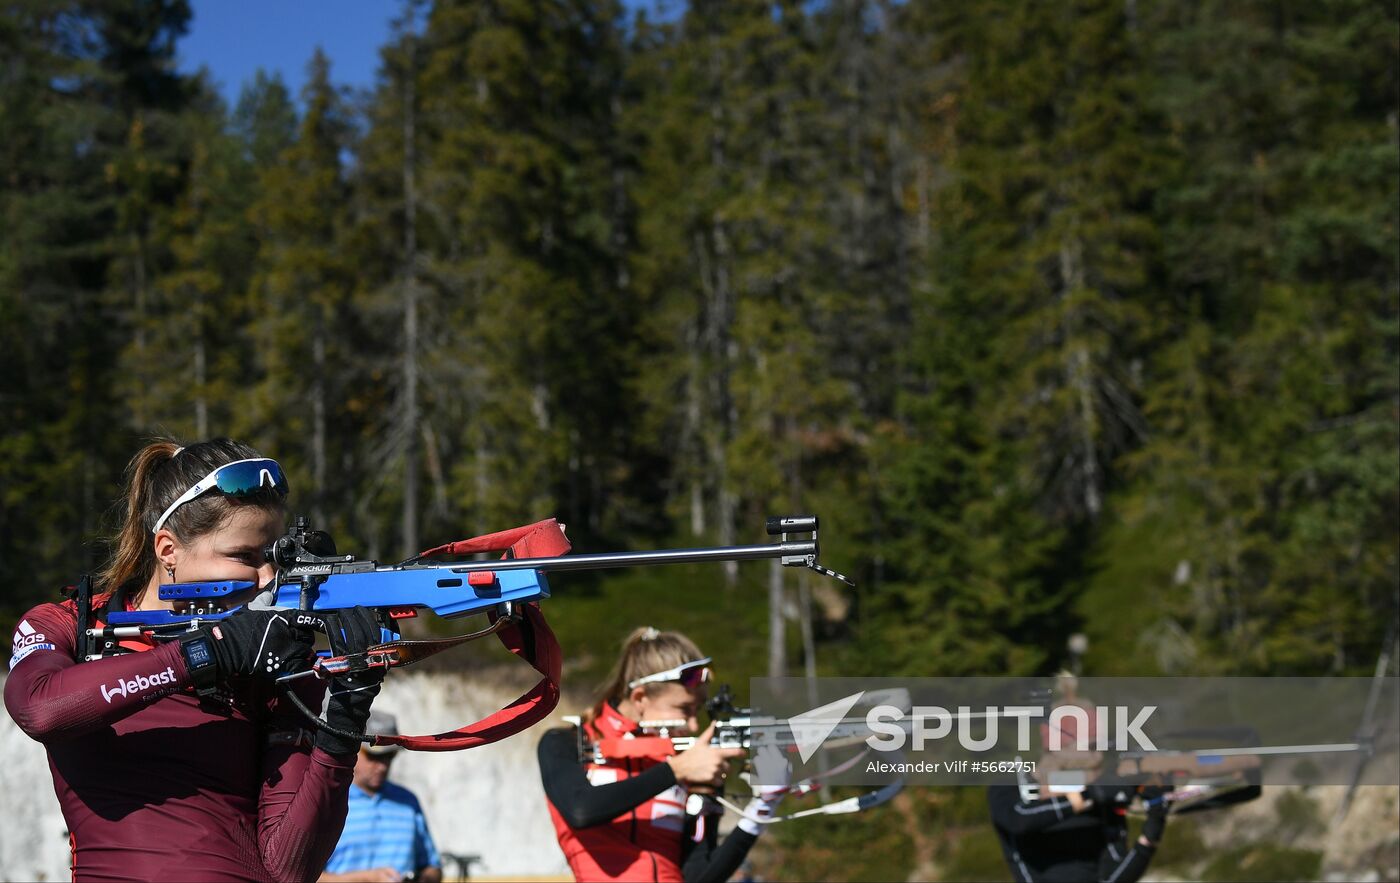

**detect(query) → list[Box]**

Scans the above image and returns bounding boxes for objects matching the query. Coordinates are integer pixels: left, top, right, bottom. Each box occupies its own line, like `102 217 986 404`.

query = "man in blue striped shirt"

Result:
319 713 442 883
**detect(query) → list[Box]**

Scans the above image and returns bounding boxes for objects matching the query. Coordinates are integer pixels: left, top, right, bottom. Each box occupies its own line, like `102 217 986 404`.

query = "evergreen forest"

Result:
1 1 1397 876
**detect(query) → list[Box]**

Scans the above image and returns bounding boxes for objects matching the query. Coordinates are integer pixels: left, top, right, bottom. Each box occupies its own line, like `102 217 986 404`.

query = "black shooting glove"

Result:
1139 785 1169 844
179 609 315 695
313 606 388 757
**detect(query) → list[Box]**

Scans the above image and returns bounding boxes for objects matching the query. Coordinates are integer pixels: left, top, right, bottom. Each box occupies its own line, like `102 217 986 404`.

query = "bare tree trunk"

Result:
471 264 491 535
709 222 737 585
82 451 95 569
686 314 706 536
798 572 818 683
611 93 630 291
193 327 207 438
422 420 449 519
767 558 787 678
401 41 420 556
131 230 148 426
798 570 830 803
702 49 737 583
312 319 327 526
1072 344 1101 517
474 422 490 536
690 478 706 537
1059 238 1101 518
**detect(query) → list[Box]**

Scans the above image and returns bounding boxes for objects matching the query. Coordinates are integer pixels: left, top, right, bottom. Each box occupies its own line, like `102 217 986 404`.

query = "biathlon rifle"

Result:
572 684 908 823
1030 671 1398 817
87 514 853 751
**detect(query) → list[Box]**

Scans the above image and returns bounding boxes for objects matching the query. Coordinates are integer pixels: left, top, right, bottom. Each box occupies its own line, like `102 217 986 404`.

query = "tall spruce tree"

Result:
414 0 632 540
243 49 363 533
861 0 1170 676
0 0 193 613
232 70 298 169
124 75 259 439
1082 0 1399 675
630 1 908 673
346 0 433 557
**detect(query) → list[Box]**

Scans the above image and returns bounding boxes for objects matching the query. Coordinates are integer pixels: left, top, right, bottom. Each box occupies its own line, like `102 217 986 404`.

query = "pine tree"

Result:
857 0 1170 676
629 1 912 673
243 49 363 533
0 0 193 613
346 0 432 557
123 75 259 439
101 1 195 428
1085 0 1399 675
414 0 633 540
232 70 298 169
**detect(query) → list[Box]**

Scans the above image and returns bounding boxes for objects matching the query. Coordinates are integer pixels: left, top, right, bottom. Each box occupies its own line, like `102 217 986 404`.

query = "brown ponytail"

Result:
97 437 286 593
97 440 182 591
581 626 706 725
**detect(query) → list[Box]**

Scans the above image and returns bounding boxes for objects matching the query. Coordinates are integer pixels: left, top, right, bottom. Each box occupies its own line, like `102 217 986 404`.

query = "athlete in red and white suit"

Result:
539 626 783 883
543 701 710 881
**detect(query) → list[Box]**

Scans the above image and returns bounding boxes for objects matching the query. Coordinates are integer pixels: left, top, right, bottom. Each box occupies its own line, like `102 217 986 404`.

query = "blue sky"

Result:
178 0 674 108
178 1 399 105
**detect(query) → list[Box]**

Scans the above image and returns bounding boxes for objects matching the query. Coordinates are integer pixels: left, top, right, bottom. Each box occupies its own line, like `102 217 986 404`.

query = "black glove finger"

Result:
314 611 349 656
332 607 389 686
287 609 327 645
279 609 343 653
342 606 383 652
318 607 379 656
1141 809 1167 843
352 622 390 685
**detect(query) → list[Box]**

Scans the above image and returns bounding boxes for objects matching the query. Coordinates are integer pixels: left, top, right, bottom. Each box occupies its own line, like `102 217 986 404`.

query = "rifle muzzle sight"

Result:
766 515 818 535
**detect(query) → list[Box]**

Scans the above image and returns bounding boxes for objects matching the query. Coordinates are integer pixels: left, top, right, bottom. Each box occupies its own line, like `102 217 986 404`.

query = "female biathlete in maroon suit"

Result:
5 438 384 882
538 627 787 883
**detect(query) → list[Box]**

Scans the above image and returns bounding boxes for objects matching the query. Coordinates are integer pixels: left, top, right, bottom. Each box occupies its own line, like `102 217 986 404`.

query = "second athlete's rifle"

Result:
572 684 907 823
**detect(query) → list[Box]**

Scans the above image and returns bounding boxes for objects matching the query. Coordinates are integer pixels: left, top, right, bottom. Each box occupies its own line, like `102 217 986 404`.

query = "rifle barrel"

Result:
424 541 818 574
1125 742 1362 759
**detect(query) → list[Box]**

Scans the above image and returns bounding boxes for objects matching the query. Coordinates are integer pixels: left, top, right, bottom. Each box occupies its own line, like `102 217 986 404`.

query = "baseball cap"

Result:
363 711 402 757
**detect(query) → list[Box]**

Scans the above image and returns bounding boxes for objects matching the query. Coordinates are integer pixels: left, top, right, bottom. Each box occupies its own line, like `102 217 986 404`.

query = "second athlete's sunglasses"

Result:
628 657 713 690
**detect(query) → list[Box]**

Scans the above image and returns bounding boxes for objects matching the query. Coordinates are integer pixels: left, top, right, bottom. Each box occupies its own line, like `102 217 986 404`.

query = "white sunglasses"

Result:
152 458 288 535
627 657 713 690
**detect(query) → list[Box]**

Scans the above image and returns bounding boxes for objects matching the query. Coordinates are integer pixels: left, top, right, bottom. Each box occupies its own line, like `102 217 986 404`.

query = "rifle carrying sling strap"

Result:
374 519 566 752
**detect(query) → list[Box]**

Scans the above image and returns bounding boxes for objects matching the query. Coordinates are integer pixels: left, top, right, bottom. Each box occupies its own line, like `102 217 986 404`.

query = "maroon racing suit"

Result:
4 596 356 882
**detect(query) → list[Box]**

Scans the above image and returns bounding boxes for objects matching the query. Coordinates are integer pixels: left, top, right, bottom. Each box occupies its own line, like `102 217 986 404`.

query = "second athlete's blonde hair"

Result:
582 626 706 725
